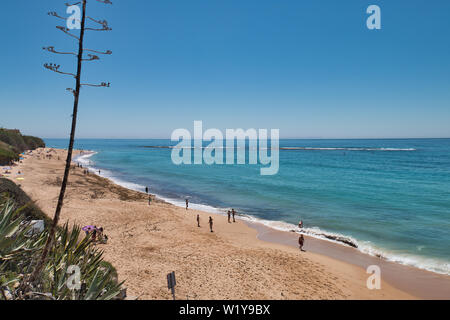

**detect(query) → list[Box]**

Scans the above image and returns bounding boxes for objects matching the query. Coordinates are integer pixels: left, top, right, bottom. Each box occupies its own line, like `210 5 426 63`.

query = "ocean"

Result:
45 138 450 275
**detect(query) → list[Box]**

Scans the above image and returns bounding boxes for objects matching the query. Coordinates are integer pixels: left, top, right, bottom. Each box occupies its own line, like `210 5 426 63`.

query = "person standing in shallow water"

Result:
185 198 189 210
145 186 148 194
227 210 231 223
232 209 236 222
197 214 200 227
209 216 213 232
298 234 305 251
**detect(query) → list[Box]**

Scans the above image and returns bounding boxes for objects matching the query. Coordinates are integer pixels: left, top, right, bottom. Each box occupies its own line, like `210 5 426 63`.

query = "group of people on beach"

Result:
75 162 90 175
84 225 108 244
186 197 306 253
98 178 305 252
186 198 238 234
185 198 214 232
227 209 236 223
195 214 214 233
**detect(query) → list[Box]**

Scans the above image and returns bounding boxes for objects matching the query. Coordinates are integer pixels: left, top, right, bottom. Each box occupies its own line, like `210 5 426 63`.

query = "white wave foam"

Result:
144 146 417 151
74 151 97 166
356 241 450 275
281 147 416 151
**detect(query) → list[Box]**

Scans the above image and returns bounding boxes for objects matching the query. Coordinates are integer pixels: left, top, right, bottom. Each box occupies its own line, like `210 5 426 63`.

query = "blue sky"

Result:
1 0 449 139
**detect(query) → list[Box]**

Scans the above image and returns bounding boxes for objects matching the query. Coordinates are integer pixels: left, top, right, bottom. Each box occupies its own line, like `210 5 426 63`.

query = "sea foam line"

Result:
141 146 417 151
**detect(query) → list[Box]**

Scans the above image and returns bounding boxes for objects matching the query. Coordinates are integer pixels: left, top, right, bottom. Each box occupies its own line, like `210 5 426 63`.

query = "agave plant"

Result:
0 198 123 300
0 199 36 299
0 201 34 262
38 223 123 300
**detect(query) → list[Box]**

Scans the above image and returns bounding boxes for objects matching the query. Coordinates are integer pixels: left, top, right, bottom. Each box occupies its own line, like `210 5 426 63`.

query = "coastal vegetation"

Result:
0 129 45 166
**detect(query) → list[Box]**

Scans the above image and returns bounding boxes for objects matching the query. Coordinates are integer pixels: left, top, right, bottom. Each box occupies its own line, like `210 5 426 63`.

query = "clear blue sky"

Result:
1 0 449 139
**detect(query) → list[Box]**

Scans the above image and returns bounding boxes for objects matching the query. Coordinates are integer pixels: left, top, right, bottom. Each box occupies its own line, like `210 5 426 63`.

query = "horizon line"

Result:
41 137 450 140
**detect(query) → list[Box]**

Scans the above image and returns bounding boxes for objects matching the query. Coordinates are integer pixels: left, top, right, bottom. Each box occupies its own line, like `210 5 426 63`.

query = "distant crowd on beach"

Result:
83 225 108 244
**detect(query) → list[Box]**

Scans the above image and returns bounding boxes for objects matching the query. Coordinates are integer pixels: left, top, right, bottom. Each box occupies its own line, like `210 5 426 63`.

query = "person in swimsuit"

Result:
209 216 213 232
299 234 305 251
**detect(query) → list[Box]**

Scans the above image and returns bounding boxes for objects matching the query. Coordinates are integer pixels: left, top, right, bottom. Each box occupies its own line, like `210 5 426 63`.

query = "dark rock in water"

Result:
339 238 358 248
303 230 358 248
322 234 358 248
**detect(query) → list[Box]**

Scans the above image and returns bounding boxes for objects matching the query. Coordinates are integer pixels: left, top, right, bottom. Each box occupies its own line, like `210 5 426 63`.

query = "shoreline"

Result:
5 147 449 299
74 150 450 278
71 149 449 298
73 149 450 299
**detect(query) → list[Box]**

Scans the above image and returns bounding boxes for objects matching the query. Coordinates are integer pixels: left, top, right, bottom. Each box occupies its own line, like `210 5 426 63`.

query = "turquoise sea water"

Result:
45 138 450 274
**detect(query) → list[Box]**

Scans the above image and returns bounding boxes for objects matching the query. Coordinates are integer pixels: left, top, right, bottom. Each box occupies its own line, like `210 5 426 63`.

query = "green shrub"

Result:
0 128 45 165
0 146 18 166
0 178 52 226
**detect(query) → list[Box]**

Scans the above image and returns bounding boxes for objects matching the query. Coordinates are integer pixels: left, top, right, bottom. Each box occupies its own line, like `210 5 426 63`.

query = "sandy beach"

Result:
4 147 449 300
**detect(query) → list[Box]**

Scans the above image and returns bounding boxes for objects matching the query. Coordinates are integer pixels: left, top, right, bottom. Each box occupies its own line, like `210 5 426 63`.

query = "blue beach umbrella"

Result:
82 225 96 232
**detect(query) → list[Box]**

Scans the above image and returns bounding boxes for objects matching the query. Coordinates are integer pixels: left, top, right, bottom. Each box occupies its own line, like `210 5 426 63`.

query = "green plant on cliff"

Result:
0 129 45 166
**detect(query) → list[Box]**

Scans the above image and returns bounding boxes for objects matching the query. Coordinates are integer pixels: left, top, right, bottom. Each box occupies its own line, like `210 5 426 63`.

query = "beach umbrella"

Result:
82 225 96 232
3 167 12 170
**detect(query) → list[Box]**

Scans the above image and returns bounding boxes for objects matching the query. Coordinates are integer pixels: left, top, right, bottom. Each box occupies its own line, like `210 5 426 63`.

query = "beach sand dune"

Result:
6 148 415 300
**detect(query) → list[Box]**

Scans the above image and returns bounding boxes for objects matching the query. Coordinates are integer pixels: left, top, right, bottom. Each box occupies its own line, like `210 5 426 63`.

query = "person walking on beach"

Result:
232 209 236 222
299 234 305 251
197 214 200 227
148 195 152 206
185 198 189 210
227 210 231 223
209 216 213 232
